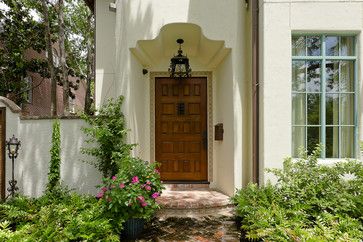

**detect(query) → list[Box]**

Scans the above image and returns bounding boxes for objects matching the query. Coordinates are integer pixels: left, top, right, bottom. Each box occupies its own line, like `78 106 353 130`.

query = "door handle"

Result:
202 131 207 150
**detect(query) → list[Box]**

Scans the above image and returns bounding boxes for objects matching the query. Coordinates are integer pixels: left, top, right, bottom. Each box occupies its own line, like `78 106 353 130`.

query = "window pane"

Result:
326 127 339 158
292 61 306 91
326 36 339 56
341 36 354 56
307 127 320 155
292 94 306 125
341 94 354 125
307 36 321 56
326 94 339 125
341 127 354 158
307 61 321 92
292 126 305 157
340 61 354 92
307 94 320 125
326 61 339 92
292 36 306 56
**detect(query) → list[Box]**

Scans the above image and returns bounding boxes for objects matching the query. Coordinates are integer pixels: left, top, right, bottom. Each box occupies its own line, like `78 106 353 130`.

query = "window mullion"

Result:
305 61 308 151
321 36 326 158
354 37 359 157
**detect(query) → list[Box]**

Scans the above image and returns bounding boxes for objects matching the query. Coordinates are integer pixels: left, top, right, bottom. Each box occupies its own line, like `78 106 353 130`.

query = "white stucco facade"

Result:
93 0 363 195
2 0 363 198
95 0 252 196
259 0 363 182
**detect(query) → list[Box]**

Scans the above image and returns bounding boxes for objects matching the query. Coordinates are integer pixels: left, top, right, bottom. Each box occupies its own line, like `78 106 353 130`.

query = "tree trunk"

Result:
84 14 94 115
58 0 70 115
41 0 57 116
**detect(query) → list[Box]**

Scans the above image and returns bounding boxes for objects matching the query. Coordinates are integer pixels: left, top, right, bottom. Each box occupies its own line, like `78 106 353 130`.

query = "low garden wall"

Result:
1 97 101 197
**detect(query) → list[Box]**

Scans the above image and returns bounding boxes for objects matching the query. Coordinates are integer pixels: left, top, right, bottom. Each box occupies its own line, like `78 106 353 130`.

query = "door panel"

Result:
0 108 5 200
155 77 207 181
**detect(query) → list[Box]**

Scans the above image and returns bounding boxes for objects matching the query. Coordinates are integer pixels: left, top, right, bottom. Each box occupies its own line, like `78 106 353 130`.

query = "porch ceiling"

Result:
130 23 230 69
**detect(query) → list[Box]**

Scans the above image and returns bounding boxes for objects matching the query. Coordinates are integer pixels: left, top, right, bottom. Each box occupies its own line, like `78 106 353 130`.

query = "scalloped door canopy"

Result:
130 23 231 70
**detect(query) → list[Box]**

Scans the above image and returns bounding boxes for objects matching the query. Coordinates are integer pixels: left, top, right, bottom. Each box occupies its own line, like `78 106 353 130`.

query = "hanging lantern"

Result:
168 39 192 78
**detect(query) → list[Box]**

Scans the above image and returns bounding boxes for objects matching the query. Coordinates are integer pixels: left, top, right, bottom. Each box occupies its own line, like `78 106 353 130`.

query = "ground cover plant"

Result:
0 120 119 241
232 147 363 241
0 190 119 241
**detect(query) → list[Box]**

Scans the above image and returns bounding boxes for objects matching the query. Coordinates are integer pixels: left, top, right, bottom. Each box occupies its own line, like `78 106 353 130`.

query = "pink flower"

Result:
119 183 125 189
154 169 160 174
137 196 145 203
131 176 139 184
146 180 151 185
145 185 151 191
151 192 160 199
96 191 104 199
101 187 108 192
112 176 116 180
141 202 148 207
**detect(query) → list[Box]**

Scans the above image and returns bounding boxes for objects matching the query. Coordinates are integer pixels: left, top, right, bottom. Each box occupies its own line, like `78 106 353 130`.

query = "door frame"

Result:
150 72 214 182
0 107 5 200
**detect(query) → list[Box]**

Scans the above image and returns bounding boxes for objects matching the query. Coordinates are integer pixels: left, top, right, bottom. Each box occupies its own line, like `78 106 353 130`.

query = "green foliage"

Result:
81 96 135 177
0 192 119 241
232 146 363 241
47 120 61 191
97 157 164 230
0 0 48 104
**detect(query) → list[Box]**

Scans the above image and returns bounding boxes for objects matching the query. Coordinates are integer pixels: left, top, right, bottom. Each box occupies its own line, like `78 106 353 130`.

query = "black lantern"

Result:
6 135 20 198
168 39 192 79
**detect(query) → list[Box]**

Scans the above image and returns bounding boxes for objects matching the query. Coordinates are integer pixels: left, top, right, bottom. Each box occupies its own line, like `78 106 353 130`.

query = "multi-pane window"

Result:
292 35 357 158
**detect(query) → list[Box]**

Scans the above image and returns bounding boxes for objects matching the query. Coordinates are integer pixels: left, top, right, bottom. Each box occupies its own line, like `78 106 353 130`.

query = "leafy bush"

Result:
81 96 135 177
0 192 119 241
232 147 363 241
97 157 164 231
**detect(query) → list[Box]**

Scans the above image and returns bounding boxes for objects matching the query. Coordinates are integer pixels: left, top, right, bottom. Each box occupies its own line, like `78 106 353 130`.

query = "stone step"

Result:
156 189 235 220
163 183 210 191
135 189 240 241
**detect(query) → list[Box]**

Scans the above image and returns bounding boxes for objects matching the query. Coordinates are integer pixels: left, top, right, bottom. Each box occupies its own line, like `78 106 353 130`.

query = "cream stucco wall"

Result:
259 0 363 183
95 0 252 195
0 101 101 197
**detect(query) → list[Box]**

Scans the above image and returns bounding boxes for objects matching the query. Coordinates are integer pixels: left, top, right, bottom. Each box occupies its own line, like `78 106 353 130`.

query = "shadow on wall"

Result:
16 119 101 197
113 0 154 161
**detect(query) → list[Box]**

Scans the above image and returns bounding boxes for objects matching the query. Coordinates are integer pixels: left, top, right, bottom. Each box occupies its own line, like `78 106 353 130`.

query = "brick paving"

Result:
156 190 232 210
133 187 241 241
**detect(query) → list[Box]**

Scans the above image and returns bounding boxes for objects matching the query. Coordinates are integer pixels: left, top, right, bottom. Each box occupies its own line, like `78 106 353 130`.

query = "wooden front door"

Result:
0 108 5 200
155 77 207 181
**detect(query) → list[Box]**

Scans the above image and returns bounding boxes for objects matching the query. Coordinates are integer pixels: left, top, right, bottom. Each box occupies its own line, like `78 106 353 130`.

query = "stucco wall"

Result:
259 0 363 183
0 101 100 197
95 0 250 196
214 54 235 195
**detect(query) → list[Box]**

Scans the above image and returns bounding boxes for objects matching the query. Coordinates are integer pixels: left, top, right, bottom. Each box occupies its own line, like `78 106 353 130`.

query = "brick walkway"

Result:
134 186 241 241
156 190 232 209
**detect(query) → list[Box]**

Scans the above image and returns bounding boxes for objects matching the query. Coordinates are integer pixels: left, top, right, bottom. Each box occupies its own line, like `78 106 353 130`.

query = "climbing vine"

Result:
47 119 61 191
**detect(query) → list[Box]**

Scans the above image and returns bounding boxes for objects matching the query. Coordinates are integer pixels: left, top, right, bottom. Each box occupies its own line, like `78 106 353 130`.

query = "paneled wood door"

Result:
155 77 207 181
0 108 5 200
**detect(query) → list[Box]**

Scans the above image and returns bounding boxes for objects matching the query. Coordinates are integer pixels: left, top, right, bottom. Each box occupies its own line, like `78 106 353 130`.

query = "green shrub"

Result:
81 96 135 177
232 147 363 241
0 193 119 241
